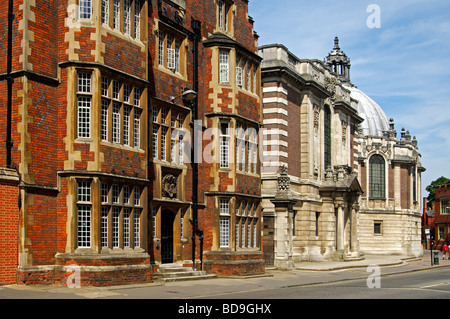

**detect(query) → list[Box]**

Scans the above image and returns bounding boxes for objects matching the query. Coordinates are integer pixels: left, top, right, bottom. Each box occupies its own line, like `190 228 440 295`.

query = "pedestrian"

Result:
442 243 449 260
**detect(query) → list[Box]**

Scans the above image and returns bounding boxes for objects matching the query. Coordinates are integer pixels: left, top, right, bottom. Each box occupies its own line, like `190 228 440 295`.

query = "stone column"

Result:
336 202 345 257
271 166 297 270
350 203 359 254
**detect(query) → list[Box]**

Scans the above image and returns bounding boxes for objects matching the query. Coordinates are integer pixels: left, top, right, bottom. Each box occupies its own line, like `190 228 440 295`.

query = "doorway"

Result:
161 210 174 264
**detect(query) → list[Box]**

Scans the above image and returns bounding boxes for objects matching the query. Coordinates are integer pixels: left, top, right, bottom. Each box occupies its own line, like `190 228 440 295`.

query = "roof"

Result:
346 85 390 137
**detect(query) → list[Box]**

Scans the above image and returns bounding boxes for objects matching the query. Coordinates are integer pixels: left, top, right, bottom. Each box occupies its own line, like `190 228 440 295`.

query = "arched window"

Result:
369 154 385 198
324 106 332 170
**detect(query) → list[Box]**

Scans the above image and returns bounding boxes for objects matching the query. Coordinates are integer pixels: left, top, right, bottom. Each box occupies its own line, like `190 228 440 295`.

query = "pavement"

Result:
1 250 449 299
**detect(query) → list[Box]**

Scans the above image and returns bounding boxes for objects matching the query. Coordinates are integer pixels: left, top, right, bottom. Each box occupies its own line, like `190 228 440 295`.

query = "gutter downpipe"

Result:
6 0 14 168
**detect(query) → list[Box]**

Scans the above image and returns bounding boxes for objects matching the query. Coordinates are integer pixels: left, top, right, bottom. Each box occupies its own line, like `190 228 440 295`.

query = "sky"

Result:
249 0 450 202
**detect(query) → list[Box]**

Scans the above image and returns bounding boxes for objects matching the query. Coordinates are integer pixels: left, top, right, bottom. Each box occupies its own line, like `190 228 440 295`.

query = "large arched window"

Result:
369 154 385 198
324 105 331 170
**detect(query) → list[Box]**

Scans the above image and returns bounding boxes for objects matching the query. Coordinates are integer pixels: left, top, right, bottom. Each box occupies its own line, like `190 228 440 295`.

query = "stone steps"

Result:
154 264 217 282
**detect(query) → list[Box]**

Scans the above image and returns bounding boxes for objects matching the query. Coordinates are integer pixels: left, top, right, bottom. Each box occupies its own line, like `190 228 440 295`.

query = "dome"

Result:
346 86 390 137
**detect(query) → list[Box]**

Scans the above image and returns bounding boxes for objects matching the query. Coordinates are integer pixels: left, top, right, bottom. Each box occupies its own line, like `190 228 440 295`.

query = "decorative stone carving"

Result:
342 121 348 143
325 76 337 100
277 165 290 191
313 105 320 128
162 174 178 199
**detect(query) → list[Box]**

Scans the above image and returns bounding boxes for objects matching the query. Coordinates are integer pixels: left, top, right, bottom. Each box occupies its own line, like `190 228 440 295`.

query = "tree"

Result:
426 176 450 208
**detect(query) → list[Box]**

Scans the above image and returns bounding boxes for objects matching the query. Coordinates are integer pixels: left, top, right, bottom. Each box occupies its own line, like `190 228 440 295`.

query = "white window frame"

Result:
112 103 121 144
441 198 450 215
123 208 131 248
219 50 230 83
123 185 130 205
134 87 141 107
77 181 92 248
174 39 181 73
123 105 131 146
152 126 159 159
134 209 141 248
112 207 120 248
134 0 141 39
152 206 157 238
124 0 132 35
220 122 229 168
113 0 120 30
79 0 92 20
219 199 230 248
158 31 165 66
101 76 109 97
77 97 91 139
236 66 243 87
112 184 120 204
101 207 109 248
134 109 141 148
161 127 167 161
101 0 109 25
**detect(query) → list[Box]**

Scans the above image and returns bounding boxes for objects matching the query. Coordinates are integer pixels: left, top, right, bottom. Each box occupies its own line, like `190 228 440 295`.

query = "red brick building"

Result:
434 182 450 249
0 0 263 286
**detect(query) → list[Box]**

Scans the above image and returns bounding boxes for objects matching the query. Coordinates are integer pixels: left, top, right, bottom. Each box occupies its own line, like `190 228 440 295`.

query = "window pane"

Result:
112 103 121 143
77 206 91 248
219 51 229 83
134 210 141 248
124 209 131 247
77 181 91 202
369 155 385 198
124 0 131 35
112 208 120 247
79 0 92 19
77 97 91 138
113 0 120 30
101 0 109 24
101 100 109 141
101 207 108 248
324 106 331 169
134 109 141 148
135 1 141 39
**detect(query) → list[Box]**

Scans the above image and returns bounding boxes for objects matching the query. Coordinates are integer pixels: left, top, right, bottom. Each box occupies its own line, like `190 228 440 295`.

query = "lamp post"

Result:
427 209 435 266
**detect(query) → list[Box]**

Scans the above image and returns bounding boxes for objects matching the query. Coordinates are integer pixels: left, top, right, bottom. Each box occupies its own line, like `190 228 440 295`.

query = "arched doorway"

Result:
161 210 175 264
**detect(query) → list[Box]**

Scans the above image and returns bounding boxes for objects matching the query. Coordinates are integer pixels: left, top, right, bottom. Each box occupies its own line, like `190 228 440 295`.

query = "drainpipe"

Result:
191 18 203 271
6 0 14 168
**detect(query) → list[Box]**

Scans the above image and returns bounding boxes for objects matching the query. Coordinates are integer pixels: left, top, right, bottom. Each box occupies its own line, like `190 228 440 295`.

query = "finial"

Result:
334 36 340 50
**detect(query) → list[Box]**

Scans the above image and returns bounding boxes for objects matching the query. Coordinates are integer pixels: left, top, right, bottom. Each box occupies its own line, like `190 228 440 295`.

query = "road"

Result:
196 268 450 299
2 267 449 300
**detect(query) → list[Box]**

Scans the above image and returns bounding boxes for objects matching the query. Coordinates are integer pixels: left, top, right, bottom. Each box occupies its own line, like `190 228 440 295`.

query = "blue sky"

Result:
249 0 450 201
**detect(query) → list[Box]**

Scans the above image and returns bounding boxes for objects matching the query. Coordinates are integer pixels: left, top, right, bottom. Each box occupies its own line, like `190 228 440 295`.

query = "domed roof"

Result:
346 86 390 137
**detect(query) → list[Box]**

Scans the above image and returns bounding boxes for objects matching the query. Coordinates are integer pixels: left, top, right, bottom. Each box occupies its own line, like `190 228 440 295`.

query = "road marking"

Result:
420 282 450 289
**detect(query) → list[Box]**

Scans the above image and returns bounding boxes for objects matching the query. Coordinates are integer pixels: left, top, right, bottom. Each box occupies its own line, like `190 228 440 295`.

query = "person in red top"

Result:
442 243 449 260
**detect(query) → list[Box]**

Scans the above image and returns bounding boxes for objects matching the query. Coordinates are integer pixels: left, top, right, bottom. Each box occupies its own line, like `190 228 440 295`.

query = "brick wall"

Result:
0 172 19 285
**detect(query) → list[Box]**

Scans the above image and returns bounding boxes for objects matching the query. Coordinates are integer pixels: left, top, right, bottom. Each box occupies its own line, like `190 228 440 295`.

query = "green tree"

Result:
426 176 450 208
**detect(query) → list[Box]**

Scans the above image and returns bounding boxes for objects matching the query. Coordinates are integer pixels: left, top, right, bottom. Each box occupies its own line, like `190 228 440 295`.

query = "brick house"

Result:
0 0 263 286
150 0 264 275
434 182 450 249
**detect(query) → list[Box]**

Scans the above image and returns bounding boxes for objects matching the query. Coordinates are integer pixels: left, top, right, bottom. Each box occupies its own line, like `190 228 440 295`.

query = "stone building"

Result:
0 0 263 286
260 38 424 267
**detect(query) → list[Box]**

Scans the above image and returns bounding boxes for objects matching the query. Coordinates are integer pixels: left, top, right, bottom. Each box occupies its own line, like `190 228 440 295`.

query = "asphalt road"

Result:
2 266 449 300
197 268 450 299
